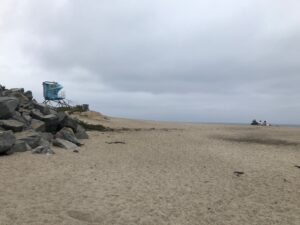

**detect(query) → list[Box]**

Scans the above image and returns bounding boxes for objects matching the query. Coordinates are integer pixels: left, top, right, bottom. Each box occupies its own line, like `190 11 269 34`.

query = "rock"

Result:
0 85 88 154
21 101 34 110
32 146 55 154
56 112 67 131
8 92 29 105
53 138 78 149
12 111 28 126
39 138 51 148
40 132 54 142
0 97 19 119
55 127 82 146
30 109 47 120
57 111 67 122
49 109 58 115
19 107 31 114
31 119 45 132
10 88 24 93
60 115 79 132
24 91 33 100
0 130 16 154
41 113 58 124
11 140 32 152
22 112 32 124
33 137 54 154
30 109 59 132
31 138 55 155
0 84 5 93
33 103 51 115
0 119 25 132
75 125 89 139
15 130 41 148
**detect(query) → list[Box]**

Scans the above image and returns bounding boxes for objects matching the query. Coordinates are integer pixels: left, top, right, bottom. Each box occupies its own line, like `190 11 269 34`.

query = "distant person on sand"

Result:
263 120 267 126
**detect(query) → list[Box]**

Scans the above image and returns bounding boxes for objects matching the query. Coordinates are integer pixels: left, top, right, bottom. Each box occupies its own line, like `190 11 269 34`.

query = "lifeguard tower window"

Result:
42 81 69 108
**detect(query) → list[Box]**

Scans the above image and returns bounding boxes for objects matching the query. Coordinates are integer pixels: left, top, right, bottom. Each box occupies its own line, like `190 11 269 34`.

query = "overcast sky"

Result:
1 0 300 124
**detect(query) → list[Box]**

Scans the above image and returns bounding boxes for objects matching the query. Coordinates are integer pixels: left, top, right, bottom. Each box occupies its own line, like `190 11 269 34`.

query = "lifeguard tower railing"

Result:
42 81 69 108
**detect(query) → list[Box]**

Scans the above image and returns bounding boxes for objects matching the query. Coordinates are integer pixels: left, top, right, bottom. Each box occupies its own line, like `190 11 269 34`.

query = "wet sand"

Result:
0 114 300 225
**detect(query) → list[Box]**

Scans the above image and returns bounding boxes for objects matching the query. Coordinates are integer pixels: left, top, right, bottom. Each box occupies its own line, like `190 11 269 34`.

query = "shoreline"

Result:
86 112 300 128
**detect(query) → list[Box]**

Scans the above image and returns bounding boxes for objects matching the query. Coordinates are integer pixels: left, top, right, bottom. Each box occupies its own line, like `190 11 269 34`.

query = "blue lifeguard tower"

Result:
42 81 70 107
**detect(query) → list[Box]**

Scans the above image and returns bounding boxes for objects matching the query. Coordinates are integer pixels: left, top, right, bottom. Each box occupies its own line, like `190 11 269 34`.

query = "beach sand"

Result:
0 113 299 225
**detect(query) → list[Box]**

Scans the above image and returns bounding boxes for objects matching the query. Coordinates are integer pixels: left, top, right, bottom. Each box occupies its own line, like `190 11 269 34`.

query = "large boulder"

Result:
75 124 89 139
11 140 32 153
0 97 19 119
30 109 58 132
21 101 34 110
57 111 67 122
15 130 41 148
33 103 51 115
32 137 54 154
31 109 51 121
8 92 29 106
24 91 33 100
31 119 45 132
12 111 28 125
0 130 16 154
39 137 51 148
55 127 82 146
56 112 66 130
39 132 54 142
0 119 25 132
53 138 78 149
21 112 32 124
59 114 79 132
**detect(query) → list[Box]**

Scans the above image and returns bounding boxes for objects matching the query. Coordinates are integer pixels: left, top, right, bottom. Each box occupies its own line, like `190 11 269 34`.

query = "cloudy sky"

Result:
1 0 300 124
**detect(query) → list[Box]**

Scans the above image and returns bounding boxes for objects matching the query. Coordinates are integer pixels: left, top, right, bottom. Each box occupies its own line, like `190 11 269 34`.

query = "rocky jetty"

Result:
0 84 88 155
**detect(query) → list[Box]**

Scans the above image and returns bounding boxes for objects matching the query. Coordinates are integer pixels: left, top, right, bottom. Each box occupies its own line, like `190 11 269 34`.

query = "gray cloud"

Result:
1 0 300 124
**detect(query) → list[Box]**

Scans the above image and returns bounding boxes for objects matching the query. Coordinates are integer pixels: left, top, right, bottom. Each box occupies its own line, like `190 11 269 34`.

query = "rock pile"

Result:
0 85 88 155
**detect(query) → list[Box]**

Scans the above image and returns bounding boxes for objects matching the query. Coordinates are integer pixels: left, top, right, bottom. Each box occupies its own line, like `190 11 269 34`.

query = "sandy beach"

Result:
0 113 299 225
